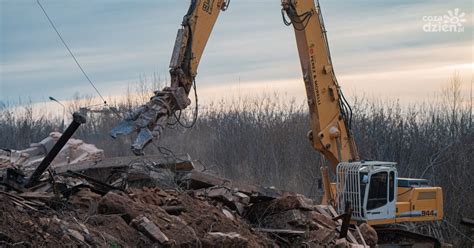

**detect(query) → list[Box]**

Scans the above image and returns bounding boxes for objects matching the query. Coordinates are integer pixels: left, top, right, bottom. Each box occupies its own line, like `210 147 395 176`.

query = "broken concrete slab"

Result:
233 192 250 205
309 227 338 245
181 170 232 189
206 187 234 203
8 132 105 171
181 170 286 201
245 194 316 223
222 208 235 221
130 215 169 244
261 209 319 230
54 154 193 174
311 211 338 230
253 228 306 235
358 223 377 247
335 238 350 248
69 188 101 215
194 186 253 215
66 229 85 243
202 232 248 247
271 194 315 211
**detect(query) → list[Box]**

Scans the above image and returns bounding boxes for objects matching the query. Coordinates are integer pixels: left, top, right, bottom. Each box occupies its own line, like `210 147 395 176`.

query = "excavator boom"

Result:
282 0 358 168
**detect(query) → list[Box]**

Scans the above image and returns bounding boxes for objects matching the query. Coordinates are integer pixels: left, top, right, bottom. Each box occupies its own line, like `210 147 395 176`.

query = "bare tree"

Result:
441 71 463 136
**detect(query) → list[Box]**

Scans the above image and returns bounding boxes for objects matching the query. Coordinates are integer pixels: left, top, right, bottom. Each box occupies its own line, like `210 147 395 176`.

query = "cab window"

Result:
389 171 395 202
367 172 388 210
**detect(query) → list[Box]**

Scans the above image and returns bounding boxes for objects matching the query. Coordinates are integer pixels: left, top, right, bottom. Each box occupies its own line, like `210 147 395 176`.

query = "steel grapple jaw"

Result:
110 86 191 156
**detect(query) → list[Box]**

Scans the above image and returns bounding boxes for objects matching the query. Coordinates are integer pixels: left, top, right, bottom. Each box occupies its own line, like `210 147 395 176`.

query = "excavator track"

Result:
376 227 443 248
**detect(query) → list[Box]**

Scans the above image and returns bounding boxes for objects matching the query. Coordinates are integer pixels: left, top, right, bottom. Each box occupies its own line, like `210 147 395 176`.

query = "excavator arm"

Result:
110 0 229 155
170 0 229 93
281 0 358 168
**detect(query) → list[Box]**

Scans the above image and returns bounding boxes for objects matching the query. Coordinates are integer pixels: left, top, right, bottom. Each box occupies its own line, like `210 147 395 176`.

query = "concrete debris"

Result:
54 153 194 174
335 238 350 248
222 208 235 221
130 215 170 244
69 188 101 215
253 228 306 235
0 141 379 247
358 223 378 247
202 232 248 247
67 228 85 243
0 132 104 171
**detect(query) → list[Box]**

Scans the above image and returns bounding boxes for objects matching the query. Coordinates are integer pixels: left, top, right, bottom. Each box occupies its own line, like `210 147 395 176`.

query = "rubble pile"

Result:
0 132 104 170
0 136 376 247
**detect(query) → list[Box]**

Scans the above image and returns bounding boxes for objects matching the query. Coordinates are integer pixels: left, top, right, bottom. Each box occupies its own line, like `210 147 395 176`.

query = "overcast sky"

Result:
1 0 472 107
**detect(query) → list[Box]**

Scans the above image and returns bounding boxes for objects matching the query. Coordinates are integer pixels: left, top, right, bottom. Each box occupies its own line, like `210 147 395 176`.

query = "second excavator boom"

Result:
110 0 229 155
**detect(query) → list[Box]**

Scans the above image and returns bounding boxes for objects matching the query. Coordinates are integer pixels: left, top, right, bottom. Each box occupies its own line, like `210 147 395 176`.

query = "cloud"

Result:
0 0 472 106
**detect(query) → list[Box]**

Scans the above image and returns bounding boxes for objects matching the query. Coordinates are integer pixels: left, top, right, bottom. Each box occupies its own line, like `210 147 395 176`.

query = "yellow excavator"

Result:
279 0 444 226
111 0 443 237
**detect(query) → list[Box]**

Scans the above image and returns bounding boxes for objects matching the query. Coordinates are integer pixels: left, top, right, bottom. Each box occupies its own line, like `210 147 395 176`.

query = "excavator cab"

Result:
336 161 443 225
336 161 397 222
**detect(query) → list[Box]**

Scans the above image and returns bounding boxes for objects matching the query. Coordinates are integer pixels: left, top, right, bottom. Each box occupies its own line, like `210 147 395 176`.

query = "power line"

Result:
36 0 107 105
